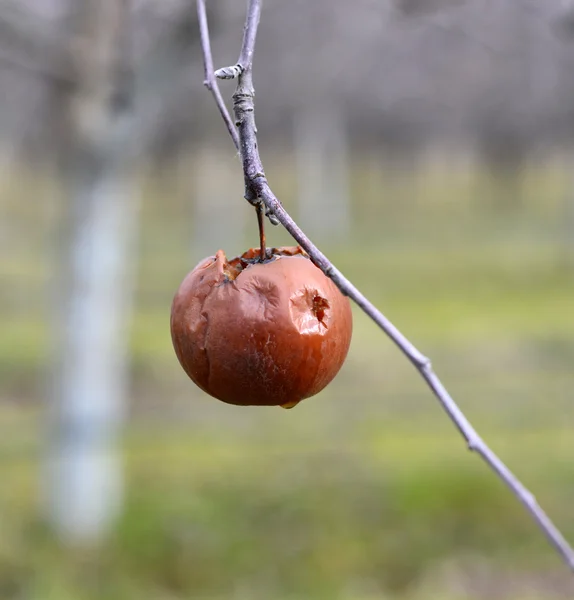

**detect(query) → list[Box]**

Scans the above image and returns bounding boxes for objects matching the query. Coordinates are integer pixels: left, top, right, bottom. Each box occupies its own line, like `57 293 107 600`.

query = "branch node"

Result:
264 207 280 225
215 64 244 80
244 193 259 207
322 265 335 279
467 440 479 452
419 356 432 371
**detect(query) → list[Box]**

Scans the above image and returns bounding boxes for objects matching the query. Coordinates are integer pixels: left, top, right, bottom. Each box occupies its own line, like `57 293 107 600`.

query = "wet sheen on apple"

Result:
170 246 353 408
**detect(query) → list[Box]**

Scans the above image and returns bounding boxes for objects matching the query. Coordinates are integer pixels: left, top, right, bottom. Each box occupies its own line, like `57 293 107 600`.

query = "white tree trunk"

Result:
44 0 137 545
46 167 138 543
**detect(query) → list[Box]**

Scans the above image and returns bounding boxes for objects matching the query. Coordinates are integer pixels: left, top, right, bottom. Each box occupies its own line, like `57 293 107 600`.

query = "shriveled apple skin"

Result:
170 246 353 408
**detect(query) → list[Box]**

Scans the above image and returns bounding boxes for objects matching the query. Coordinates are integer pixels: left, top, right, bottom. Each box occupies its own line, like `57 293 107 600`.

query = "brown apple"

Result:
170 246 353 408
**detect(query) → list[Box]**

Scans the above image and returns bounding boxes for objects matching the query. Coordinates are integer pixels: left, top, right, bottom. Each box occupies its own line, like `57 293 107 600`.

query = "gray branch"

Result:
196 0 574 572
196 0 239 150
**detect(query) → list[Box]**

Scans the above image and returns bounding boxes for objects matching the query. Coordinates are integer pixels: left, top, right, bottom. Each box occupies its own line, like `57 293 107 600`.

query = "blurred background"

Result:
1 0 574 598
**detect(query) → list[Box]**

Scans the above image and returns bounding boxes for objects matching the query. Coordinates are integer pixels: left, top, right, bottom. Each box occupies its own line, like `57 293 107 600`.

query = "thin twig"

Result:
196 0 574 572
196 0 239 150
237 0 260 70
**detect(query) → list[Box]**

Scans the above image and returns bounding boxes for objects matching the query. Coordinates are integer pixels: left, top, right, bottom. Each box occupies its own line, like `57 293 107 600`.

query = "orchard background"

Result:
1 1 574 598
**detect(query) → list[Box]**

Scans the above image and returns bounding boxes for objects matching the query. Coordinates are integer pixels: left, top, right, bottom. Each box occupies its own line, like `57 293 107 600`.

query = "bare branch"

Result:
197 0 574 572
196 0 239 150
237 0 261 70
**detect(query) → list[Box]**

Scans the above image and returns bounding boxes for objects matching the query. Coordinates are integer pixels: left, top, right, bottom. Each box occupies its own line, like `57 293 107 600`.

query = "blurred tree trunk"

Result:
45 0 139 545
294 107 351 242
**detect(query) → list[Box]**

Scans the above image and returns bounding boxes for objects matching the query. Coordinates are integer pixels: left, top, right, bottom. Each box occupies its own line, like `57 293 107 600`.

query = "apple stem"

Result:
256 202 266 262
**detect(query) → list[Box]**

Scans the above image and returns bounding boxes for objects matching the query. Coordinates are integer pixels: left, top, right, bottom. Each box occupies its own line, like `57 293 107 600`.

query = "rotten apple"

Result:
170 246 353 408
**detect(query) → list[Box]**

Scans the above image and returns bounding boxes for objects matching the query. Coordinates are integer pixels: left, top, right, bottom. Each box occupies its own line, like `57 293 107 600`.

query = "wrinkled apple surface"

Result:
170 246 353 408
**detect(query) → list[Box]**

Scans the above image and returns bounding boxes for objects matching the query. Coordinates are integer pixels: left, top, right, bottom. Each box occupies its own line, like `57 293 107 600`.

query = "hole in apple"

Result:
312 295 329 327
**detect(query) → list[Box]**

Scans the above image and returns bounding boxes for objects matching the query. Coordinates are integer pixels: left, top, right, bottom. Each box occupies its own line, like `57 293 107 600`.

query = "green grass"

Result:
0 423 572 599
1 160 574 598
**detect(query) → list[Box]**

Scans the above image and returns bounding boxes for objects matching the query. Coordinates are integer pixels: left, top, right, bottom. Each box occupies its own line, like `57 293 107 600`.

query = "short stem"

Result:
256 202 266 261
